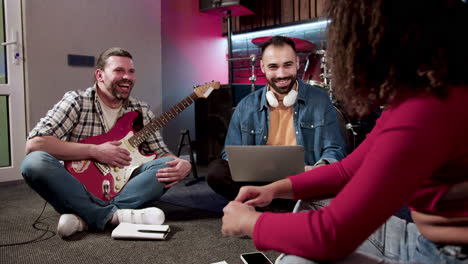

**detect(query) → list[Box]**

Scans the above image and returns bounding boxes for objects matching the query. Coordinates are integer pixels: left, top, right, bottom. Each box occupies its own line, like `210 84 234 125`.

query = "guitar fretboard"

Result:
128 92 198 147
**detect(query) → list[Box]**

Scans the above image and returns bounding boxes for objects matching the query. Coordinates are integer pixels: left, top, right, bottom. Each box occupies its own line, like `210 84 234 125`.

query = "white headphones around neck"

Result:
266 87 298 108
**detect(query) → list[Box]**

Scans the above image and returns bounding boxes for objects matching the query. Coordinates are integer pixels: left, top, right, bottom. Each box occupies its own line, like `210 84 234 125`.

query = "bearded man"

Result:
21 47 192 238
206 36 346 200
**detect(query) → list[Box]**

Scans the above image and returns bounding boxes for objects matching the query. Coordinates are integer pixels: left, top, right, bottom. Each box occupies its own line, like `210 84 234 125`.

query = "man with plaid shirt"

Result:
21 47 192 238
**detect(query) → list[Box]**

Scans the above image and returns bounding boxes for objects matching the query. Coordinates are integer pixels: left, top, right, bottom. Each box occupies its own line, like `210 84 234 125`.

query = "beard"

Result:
267 75 297 94
108 79 134 100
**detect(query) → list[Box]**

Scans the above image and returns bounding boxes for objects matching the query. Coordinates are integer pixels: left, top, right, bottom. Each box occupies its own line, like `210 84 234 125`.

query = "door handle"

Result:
0 29 20 65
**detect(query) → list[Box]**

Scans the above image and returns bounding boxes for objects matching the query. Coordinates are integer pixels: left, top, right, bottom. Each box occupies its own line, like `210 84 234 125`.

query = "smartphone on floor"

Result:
240 252 273 264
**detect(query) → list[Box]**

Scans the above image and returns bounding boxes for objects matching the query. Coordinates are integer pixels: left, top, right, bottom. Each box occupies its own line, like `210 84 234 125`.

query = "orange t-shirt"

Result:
266 103 296 146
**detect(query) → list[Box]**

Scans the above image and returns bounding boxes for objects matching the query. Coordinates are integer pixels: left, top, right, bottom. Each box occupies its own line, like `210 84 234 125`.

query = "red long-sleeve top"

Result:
253 86 468 261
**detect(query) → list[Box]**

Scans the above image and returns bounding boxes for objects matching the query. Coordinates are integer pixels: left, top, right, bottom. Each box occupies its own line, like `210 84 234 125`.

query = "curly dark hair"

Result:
326 0 468 116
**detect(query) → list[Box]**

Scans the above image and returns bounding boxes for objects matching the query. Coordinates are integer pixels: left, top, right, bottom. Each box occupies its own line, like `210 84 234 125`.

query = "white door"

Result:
0 0 25 182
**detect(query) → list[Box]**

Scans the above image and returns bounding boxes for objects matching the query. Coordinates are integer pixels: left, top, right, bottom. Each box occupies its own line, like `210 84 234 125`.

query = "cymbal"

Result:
251 36 315 52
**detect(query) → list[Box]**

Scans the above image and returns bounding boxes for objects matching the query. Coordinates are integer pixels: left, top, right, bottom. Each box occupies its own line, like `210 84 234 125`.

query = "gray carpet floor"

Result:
0 176 282 264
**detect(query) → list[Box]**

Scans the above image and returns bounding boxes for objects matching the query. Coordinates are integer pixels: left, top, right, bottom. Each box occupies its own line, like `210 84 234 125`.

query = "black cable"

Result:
0 201 56 247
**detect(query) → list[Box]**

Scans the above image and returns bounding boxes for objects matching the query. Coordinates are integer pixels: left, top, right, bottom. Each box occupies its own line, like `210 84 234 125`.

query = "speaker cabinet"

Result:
199 0 255 17
195 85 233 165
231 83 263 107
194 84 265 165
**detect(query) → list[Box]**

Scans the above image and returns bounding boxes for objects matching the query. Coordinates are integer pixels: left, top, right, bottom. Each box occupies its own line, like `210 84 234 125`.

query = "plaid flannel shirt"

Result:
28 85 170 157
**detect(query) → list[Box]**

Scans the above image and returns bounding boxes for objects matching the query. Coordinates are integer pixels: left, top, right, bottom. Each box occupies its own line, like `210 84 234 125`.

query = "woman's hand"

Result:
222 201 261 237
235 185 274 207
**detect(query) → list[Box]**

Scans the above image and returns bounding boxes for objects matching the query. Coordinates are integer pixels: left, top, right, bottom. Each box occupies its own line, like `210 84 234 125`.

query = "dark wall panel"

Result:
224 0 325 34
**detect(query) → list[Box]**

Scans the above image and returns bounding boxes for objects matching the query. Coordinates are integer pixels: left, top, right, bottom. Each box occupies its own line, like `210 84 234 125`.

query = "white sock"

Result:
57 214 88 238
111 207 165 225
110 213 120 226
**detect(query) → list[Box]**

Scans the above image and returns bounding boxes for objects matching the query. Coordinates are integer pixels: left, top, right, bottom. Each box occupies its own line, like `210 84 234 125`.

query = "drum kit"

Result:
227 36 365 153
228 37 332 94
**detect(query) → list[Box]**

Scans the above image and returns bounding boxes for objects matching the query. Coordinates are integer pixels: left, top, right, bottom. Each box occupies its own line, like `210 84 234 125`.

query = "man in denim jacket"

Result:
206 36 346 200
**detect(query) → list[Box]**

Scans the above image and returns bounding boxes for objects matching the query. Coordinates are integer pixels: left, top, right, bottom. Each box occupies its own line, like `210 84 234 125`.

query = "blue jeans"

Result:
277 201 468 264
21 151 171 231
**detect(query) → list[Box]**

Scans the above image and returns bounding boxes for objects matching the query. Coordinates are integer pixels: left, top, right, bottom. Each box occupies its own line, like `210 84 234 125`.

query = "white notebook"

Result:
111 223 170 240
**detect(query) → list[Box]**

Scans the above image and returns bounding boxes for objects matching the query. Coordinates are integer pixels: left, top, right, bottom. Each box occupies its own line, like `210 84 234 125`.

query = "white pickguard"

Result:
109 131 156 193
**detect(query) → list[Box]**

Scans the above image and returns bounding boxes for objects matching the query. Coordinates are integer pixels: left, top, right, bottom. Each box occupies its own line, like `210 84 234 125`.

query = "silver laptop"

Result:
225 145 305 182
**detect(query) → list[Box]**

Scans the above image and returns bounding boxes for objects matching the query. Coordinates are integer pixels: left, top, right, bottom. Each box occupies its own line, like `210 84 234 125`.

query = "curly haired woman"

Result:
221 0 468 263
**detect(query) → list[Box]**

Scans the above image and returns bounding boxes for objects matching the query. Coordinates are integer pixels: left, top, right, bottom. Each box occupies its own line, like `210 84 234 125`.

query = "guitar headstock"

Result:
193 81 221 98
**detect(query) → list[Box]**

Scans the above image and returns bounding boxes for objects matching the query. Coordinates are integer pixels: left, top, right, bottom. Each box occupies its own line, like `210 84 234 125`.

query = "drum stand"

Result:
320 51 358 139
302 56 310 80
317 50 335 103
226 54 258 93
176 129 200 186
248 55 257 92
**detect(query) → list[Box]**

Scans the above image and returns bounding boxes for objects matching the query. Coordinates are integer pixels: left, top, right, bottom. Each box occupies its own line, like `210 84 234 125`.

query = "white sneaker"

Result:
116 207 165 225
57 214 88 238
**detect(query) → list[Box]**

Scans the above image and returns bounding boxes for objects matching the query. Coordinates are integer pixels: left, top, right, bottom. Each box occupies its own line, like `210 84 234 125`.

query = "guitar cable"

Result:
0 200 56 247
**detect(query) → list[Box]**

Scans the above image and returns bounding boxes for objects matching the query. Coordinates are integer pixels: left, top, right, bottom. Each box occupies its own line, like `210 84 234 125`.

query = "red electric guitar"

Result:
65 81 220 201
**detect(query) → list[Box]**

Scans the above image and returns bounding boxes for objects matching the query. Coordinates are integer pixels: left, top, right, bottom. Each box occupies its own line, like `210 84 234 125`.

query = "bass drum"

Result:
303 51 326 91
333 105 357 155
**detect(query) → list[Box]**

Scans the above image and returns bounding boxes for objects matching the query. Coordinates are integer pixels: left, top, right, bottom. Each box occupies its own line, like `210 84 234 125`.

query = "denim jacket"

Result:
221 80 346 165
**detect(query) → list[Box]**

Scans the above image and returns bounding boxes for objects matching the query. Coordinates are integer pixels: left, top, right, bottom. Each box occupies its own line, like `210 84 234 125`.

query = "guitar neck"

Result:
128 92 199 147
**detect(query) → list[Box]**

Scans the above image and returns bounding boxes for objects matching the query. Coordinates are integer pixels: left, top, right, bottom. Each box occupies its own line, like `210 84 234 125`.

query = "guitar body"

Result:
64 81 220 202
64 111 156 201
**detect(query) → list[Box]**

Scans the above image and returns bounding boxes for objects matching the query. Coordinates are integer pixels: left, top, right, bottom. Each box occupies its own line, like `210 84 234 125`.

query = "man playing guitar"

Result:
21 47 192 238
